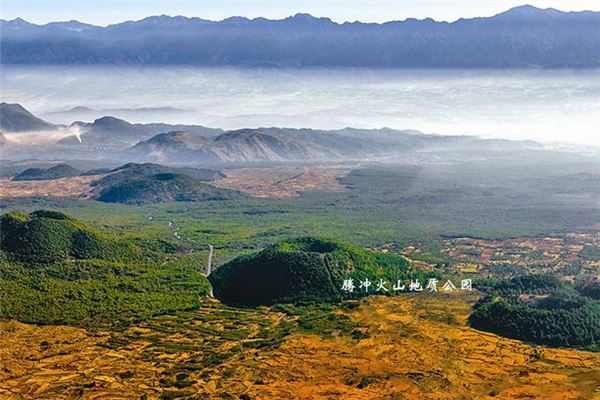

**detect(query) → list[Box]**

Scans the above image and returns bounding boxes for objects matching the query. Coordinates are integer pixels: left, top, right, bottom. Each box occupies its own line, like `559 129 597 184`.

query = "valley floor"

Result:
0 176 98 199
212 165 352 198
1 294 598 400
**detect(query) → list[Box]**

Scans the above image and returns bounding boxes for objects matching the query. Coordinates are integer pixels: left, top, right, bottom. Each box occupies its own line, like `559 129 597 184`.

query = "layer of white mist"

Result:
2 66 600 146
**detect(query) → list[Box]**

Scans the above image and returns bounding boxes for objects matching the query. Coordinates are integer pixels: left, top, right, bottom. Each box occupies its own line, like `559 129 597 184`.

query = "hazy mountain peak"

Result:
222 16 250 23
147 131 203 143
495 4 563 19
508 4 544 12
128 14 210 27
69 106 96 112
0 102 57 132
2 18 37 30
1 102 27 111
44 20 97 31
290 13 317 20
285 13 334 24
89 116 133 131
93 116 131 124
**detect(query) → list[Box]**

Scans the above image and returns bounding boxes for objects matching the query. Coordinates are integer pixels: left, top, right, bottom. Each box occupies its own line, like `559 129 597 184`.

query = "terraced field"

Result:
0 300 292 399
2 294 598 399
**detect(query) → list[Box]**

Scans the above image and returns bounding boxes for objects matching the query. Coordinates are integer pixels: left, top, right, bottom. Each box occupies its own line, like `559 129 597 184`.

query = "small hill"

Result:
94 163 224 187
0 102 57 132
95 172 239 205
209 237 430 306
92 162 223 189
12 163 81 181
0 210 139 263
0 210 211 326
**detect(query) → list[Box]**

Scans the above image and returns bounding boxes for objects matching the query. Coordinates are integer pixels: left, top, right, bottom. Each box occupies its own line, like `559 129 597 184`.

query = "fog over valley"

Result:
3 66 600 147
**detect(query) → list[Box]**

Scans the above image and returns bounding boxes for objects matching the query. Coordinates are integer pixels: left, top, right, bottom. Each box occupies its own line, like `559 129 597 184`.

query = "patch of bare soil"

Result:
213 165 352 198
1 295 599 399
0 176 100 199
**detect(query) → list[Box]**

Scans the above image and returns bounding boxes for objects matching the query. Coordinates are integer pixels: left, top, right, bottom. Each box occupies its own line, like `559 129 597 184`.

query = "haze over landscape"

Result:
3 66 600 146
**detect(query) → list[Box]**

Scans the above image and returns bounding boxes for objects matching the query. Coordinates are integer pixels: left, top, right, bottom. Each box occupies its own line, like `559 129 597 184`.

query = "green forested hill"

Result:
12 164 81 181
0 210 139 263
0 210 211 326
209 237 438 306
94 171 240 205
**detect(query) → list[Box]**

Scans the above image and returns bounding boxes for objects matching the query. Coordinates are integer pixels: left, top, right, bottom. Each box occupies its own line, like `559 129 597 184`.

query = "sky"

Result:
1 0 600 25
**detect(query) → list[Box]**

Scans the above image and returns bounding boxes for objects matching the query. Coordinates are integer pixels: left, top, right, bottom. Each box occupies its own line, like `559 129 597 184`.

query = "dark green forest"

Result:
470 274 600 351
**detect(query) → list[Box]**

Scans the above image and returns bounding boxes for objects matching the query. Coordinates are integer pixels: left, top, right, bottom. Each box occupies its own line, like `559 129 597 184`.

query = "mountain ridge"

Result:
3 5 600 67
2 6 596 28
1 103 549 164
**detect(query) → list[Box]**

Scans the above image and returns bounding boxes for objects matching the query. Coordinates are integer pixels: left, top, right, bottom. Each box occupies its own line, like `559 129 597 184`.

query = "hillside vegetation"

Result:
0 210 138 263
469 274 600 351
0 210 211 326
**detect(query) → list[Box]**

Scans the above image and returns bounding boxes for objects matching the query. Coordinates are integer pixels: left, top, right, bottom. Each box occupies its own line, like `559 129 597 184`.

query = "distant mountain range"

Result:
1 102 543 163
128 129 332 163
43 106 197 125
63 117 222 148
2 5 600 68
